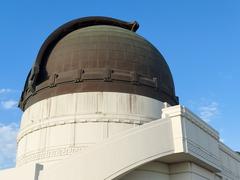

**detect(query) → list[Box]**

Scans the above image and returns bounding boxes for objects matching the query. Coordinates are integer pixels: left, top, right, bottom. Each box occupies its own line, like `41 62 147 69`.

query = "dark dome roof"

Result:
19 16 178 111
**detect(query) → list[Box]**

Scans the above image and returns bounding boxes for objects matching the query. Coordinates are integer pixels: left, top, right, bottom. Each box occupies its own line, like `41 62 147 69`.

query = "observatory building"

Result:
0 17 239 180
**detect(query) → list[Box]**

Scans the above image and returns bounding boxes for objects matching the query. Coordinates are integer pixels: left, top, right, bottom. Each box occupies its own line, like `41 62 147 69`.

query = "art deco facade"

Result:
0 17 239 180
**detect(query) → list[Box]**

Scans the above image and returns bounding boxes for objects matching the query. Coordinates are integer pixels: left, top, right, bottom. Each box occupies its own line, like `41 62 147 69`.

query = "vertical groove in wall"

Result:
73 93 78 146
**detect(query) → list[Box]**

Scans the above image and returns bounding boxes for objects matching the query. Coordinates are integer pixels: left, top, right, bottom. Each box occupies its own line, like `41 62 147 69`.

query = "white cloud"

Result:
1 100 18 110
0 123 18 169
198 102 219 122
0 89 13 94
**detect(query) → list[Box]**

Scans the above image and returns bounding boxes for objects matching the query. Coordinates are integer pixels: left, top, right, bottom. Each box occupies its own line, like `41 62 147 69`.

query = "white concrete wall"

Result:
1 102 239 180
169 162 222 180
119 161 169 180
119 161 222 180
39 117 176 180
219 142 240 180
162 105 240 180
38 106 239 180
0 163 42 180
162 105 221 171
16 92 164 166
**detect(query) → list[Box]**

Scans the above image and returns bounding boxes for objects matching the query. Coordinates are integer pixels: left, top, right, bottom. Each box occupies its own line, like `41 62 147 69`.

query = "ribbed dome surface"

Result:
19 17 178 111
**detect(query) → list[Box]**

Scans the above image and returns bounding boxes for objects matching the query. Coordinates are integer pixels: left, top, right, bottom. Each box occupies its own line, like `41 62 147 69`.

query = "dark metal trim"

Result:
20 68 166 109
20 67 179 110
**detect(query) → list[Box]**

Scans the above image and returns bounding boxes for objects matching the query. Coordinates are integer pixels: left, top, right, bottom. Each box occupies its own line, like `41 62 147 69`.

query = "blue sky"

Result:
0 0 239 169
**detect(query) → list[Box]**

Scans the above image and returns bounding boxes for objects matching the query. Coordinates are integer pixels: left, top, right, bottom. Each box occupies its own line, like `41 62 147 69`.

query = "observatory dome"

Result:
19 16 178 111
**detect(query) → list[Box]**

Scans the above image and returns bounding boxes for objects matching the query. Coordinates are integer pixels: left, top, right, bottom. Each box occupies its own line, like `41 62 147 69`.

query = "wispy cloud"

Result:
198 101 219 122
1 100 18 110
0 89 13 94
185 98 220 123
0 123 18 169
